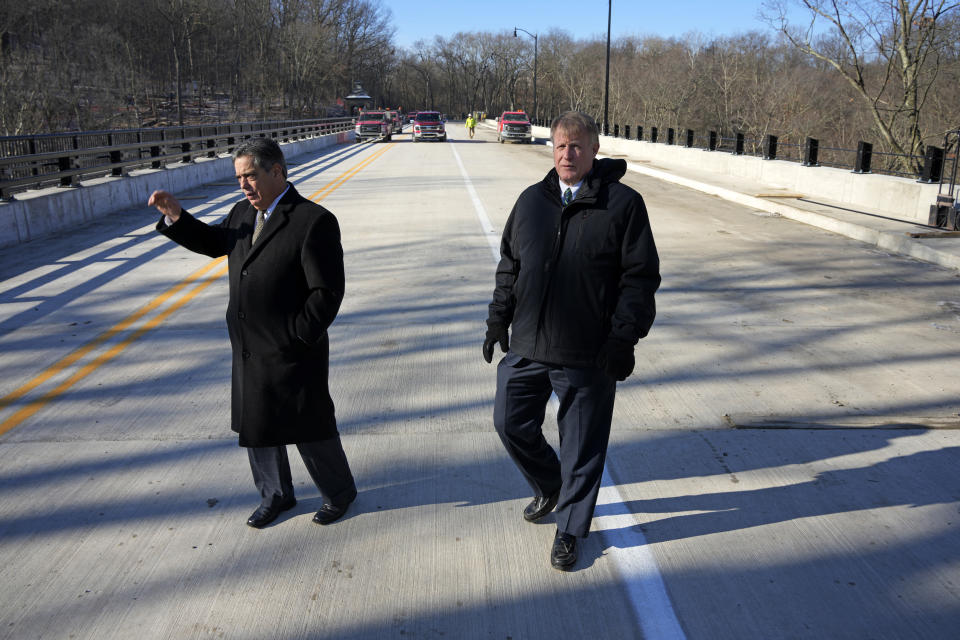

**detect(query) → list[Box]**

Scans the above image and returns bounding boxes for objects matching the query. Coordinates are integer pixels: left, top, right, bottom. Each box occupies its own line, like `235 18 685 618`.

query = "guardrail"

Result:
526 117 943 183
0 117 354 200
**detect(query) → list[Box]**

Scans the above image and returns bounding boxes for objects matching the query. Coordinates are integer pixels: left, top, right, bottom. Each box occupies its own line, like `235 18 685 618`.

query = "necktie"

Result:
252 210 264 244
562 188 573 206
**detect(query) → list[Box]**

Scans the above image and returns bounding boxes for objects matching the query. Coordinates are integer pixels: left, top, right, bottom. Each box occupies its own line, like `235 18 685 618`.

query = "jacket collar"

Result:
542 158 627 207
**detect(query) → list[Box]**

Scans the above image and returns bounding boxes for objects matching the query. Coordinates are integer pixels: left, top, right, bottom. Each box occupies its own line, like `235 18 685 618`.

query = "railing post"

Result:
920 145 944 183
613 124 619 137
205 127 216 157
636 126 643 141
58 135 78 187
58 156 74 187
651 127 658 143
803 137 820 166
152 129 165 169
108 133 124 176
854 141 873 173
685 129 694 148
624 125 630 140
0 163 10 200
734 133 745 155
763 134 778 160
708 131 717 151
29 139 39 178
667 128 675 145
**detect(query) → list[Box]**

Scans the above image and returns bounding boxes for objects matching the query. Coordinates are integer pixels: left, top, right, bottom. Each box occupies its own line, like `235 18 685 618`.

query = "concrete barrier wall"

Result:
520 122 939 225
0 130 354 249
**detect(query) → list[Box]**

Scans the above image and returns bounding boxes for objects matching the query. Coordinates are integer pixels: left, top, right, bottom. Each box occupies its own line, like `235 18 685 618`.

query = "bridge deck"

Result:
1 122 959 639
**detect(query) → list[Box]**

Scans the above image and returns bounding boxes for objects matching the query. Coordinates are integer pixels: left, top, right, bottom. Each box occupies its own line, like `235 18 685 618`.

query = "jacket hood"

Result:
591 157 627 183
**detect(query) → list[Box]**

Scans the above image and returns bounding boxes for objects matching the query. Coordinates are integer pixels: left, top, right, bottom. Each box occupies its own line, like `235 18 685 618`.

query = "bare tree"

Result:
153 0 206 126
765 0 960 171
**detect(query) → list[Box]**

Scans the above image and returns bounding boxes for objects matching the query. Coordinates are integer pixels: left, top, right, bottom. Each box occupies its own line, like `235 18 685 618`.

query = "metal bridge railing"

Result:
0 117 354 200
932 130 960 229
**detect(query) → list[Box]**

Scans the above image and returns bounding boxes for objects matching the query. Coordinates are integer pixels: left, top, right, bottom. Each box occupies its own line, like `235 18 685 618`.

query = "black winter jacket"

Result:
487 158 660 368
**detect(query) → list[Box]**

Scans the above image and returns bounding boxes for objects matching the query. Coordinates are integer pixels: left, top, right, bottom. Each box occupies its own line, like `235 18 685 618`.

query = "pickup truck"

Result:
354 110 393 142
412 111 447 142
497 111 532 143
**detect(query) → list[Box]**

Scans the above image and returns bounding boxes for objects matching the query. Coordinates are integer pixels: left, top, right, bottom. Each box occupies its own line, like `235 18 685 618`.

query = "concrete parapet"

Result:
595 134 939 225
0 130 354 248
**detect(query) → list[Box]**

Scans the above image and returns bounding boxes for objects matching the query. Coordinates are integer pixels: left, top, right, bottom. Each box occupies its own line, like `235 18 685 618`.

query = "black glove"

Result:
482 322 509 363
597 338 635 381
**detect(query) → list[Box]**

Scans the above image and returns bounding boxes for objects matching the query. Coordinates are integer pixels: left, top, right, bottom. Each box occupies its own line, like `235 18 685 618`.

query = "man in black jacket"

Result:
483 111 660 570
148 138 356 530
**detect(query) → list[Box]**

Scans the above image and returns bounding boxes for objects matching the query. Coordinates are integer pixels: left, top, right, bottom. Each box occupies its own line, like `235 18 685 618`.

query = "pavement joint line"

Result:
454 140 685 637
0 141 394 436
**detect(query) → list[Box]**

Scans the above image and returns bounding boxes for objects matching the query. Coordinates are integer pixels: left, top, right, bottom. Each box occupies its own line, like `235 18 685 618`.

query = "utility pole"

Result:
514 27 538 124
603 0 611 135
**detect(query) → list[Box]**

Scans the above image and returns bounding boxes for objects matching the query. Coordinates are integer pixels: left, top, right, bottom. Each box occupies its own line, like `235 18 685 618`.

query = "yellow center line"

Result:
0 261 230 435
307 142 395 201
0 141 394 435
0 257 226 411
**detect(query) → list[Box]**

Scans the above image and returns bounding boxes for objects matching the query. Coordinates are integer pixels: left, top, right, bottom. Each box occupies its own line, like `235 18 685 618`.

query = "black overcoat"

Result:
158 184 345 447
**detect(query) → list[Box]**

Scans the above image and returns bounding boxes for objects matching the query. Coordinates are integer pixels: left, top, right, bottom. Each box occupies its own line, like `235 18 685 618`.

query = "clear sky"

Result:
380 0 784 50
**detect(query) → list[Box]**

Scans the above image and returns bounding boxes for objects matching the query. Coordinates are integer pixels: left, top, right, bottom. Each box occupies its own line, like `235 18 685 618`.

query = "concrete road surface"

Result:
1 122 959 639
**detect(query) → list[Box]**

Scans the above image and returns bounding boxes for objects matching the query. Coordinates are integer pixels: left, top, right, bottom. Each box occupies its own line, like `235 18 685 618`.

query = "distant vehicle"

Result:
387 109 401 133
412 111 447 142
354 110 392 142
497 111 532 143
407 111 418 125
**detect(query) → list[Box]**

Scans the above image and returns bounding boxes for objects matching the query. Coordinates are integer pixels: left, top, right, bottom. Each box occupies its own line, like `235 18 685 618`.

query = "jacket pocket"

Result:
575 211 618 258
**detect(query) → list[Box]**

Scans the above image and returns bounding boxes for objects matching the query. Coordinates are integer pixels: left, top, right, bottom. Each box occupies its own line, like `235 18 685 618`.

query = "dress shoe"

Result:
312 500 352 525
523 491 559 522
246 498 296 529
551 531 578 571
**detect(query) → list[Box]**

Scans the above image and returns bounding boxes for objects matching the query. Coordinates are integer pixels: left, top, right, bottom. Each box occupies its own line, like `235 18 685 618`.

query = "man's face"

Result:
553 126 599 185
234 155 286 211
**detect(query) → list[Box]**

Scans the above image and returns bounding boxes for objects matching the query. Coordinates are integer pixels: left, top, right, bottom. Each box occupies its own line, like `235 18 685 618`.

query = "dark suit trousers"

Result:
247 435 357 509
493 353 616 538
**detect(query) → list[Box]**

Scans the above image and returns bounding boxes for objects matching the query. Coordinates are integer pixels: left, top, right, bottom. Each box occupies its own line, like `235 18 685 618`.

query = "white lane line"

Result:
596 467 688 640
450 144 501 262
454 142 686 639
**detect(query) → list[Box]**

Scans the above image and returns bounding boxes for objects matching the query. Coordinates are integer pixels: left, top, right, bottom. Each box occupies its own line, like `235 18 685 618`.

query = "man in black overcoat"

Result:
149 137 356 529
483 111 660 570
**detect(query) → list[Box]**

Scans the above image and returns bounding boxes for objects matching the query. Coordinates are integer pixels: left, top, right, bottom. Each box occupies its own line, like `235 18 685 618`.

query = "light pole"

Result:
513 27 538 124
603 0 611 135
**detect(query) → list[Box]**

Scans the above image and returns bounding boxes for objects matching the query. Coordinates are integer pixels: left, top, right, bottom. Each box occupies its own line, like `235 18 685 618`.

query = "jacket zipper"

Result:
533 199 565 357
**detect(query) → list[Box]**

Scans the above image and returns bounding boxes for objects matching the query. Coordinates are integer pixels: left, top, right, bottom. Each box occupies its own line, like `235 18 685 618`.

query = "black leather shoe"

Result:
246 498 296 529
523 491 559 522
551 531 577 571
312 500 352 525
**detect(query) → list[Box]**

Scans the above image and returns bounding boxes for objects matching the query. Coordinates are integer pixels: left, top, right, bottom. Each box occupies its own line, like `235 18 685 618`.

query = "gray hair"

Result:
232 137 287 178
550 111 600 148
